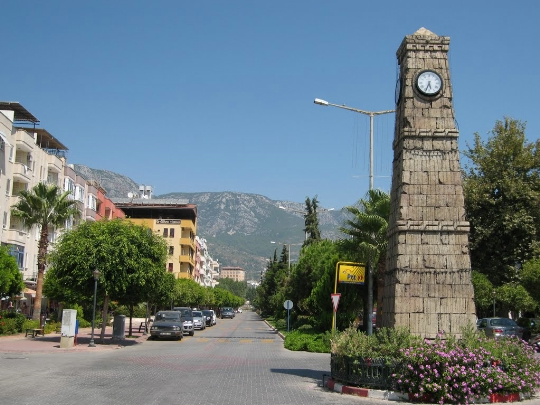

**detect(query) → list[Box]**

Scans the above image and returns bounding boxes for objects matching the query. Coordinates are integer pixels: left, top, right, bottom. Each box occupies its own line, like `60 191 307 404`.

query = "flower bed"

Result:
330 326 540 404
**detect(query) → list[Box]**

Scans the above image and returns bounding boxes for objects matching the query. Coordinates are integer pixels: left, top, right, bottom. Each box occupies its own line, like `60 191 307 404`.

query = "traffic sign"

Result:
331 293 341 312
283 300 294 310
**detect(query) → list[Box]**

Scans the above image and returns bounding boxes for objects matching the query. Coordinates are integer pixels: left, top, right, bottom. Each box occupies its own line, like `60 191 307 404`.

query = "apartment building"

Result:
112 197 197 279
220 266 246 282
0 102 124 314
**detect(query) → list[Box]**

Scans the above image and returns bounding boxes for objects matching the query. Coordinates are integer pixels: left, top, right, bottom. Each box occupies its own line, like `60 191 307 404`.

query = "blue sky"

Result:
2 2 538 210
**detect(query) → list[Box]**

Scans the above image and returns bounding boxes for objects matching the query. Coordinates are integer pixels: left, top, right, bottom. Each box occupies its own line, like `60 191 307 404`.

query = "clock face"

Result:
416 70 442 96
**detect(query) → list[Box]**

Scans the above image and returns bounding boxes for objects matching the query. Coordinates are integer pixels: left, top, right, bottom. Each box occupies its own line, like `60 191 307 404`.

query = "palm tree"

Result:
11 183 79 320
340 189 390 334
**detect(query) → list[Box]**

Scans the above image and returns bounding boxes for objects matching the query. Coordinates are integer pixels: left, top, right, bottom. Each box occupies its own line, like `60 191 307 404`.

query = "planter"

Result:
489 393 520 403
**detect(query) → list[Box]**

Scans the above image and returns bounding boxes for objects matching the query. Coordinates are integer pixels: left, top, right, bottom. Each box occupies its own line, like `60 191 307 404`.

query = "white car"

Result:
202 309 216 326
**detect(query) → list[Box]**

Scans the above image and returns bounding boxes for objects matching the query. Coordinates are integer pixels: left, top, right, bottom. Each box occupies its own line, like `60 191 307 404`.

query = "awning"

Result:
0 131 11 147
23 288 36 297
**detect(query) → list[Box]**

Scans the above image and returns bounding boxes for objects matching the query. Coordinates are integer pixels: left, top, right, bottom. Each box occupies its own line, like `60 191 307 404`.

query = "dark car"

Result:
202 309 216 326
477 317 523 339
221 307 235 319
149 311 183 340
173 307 195 336
517 318 540 342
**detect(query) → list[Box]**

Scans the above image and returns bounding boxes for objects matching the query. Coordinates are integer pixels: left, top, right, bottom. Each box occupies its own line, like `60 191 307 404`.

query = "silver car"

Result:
192 310 206 330
477 317 523 339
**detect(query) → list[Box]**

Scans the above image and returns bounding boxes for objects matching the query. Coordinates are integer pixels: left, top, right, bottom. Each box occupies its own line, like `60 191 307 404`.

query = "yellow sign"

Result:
338 262 365 284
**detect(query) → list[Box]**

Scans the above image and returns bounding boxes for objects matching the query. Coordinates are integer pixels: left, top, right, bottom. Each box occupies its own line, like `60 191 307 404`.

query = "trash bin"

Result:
112 315 125 341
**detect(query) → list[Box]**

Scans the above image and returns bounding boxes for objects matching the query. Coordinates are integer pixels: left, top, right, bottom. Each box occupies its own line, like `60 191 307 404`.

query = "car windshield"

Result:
193 311 202 317
155 313 180 321
224 308 233 312
202 310 211 316
490 318 517 327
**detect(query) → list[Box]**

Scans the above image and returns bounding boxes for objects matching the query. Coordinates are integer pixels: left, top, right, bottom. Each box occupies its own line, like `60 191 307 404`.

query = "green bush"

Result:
284 330 332 353
0 311 27 335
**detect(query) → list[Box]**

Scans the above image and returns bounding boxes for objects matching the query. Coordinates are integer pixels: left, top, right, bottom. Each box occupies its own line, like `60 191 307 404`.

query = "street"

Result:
0 311 381 405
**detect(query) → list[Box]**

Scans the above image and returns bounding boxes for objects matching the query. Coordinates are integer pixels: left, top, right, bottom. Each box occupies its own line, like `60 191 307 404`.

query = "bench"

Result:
25 328 44 338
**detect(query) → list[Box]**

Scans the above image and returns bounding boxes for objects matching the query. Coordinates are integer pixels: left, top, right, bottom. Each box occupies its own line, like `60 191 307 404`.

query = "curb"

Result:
324 378 407 401
324 378 536 403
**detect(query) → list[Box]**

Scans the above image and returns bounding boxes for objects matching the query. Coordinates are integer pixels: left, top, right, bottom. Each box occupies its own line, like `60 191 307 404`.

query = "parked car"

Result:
173 307 195 336
149 311 183 340
221 307 235 319
517 317 540 342
477 317 523 339
192 310 206 330
202 309 216 326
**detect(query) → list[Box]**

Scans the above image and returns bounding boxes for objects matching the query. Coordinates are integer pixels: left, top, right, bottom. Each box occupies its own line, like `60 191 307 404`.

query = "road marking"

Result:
239 339 252 343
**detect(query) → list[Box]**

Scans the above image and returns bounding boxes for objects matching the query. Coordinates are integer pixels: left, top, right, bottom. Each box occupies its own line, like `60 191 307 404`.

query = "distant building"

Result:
220 266 245 282
112 197 197 279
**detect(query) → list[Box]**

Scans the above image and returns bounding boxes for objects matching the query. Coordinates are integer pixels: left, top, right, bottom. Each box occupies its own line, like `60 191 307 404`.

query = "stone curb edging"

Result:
324 378 534 403
325 378 407 401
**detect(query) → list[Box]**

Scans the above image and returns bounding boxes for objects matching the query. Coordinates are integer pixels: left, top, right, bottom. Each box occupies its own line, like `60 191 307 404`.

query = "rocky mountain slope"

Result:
73 164 350 280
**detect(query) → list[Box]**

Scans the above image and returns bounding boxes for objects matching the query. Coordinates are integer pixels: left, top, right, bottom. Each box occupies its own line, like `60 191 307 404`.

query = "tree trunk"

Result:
32 270 44 321
129 304 134 337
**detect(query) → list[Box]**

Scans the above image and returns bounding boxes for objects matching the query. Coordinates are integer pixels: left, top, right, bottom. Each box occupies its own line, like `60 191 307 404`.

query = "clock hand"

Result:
426 81 431 90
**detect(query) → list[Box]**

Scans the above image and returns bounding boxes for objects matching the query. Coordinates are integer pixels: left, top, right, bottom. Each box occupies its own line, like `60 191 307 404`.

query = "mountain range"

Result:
73 164 351 280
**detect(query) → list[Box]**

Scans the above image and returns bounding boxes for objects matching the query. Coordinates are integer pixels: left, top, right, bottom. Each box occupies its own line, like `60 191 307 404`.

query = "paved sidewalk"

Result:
0 326 149 354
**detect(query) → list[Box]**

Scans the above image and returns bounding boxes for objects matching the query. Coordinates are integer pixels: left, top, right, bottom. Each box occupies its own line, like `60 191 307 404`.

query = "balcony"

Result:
47 153 64 174
180 237 196 250
12 162 31 183
14 129 36 152
5 228 28 245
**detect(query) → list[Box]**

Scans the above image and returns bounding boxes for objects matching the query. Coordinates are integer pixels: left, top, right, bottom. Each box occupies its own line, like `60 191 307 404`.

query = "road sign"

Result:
331 293 341 312
283 300 293 310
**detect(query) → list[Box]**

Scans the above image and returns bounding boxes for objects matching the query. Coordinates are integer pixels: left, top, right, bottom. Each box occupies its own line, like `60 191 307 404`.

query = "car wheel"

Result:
189 331 194 336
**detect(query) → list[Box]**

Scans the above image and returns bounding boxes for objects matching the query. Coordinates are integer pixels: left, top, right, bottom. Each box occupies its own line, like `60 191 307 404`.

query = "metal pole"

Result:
89 278 97 347
493 291 496 317
369 113 374 190
288 244 291 273
366 262 373 335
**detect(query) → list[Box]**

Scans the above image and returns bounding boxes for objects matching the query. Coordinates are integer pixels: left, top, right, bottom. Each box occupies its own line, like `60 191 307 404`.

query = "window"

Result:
169 246 174 255
163 228 169 238
2 211 6 229
5 178 10 196
3 244 25 269
170 228 175 238
168 263 173 272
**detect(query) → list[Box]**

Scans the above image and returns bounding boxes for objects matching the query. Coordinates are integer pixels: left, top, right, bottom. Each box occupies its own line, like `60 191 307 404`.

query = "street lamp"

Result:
89 269 101 347
278 205 335 241
314 98 394 191
270 241 302 272
493 290 496 317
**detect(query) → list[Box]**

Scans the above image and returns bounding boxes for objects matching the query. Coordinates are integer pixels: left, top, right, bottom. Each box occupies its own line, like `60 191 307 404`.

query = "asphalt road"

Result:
0 311 385 405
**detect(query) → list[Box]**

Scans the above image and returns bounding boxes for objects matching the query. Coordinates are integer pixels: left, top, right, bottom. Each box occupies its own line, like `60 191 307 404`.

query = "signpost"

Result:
332 261 365 331
331 293 341 330
283 300 293 332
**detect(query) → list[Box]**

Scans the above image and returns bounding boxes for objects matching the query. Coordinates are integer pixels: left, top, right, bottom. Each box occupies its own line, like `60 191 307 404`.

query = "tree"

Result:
463 117 540 286
215 278 247 298
0 246 24 298
303 196 322 247
339 189 390 334
471 270 495 318
45 218 168 340
11 183 79 320
520 258 540 310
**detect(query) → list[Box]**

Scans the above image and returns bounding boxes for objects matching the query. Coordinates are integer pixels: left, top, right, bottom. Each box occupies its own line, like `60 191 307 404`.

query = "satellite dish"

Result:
128 192 133 198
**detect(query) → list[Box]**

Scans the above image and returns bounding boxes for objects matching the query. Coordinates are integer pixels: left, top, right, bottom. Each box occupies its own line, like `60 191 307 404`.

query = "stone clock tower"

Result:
379 28 476 338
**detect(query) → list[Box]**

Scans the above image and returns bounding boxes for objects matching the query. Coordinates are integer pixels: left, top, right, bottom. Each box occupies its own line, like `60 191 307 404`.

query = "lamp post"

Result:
314 98 394 191
270 241 302 273
278 205 334 241
493 290 496 317
89 269 100 347
315 98 393 336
